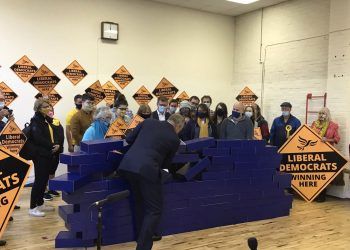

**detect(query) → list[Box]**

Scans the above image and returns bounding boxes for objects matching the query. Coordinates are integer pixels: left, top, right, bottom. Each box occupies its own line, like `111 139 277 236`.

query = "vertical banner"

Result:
0 121 27 155
28 64 60 95
152 77 178 99
278 125 348 202
132 85 153 105
111 66 134 89
102 81 120 106
0 147 32 238
62 60 88 85
10 55 38 82
85 81 106 105
0 82 18 106
236 86 258 106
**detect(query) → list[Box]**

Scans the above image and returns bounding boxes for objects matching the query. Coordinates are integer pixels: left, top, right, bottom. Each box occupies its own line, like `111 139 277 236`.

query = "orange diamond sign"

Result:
62 60 88 85
236 86 258 106
152 77 178 99
28 64 60 95
0 82 18 106
0 147 32 238
85 80 106 105
279 124 348 202
0 121 27 155
102 81 120 106
111 65 133 89
10 55 38 82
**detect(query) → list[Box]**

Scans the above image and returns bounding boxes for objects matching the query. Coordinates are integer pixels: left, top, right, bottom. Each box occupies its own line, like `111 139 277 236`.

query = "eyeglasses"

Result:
41 106 51 109
118 108 127 111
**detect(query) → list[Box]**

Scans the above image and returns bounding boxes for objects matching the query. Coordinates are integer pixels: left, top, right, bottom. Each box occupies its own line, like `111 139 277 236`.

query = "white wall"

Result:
0 0 235 181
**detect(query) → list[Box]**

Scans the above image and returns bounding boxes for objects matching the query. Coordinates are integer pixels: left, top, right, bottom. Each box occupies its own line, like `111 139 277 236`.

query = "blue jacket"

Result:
269 115 301 148
82 120 109 141
118 119 180 183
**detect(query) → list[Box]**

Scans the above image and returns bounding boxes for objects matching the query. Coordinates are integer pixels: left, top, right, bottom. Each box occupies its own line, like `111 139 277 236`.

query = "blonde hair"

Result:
319 107 332 122
33 99 50 112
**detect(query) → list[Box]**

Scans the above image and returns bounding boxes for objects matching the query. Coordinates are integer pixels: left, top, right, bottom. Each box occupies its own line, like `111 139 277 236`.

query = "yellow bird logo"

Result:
297 136 317 151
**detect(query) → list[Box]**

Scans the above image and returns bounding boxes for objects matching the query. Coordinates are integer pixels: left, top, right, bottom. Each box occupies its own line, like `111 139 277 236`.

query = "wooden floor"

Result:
2 187 350 250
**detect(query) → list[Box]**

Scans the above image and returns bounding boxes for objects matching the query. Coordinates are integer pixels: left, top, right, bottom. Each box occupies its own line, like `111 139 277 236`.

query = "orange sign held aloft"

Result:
176 91 190 102
85 81 106 105
254 127 262 140
0 82 18 106
28 64 60 95
111 65 133 89
133 85 153 105
102 81 120 106
62 60 88 85
10 55 38 82
105 119 126 139
127 115 144 131
152 77 178 99
0 121 27 155
236 87 258 106
0 147 32 238
278 124 348 202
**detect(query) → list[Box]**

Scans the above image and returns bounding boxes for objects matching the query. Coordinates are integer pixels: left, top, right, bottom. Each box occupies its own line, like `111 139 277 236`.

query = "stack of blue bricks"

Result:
49 137 293 248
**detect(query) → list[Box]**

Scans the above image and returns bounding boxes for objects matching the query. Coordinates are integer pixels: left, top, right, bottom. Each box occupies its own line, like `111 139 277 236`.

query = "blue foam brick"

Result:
67 163 114 176
216 140 243 148
211 156 235 165
185 157 211 180
202 171 233 180
172 153 199 163
80 138 124 153
60 152 106 165
49 173 99 193
55 231 94 248
185 137 216 151
202 147 230 156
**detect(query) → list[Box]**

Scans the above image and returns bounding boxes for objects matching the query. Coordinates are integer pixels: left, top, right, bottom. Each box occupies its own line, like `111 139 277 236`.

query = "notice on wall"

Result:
0 121 27 155
10 55 38 82
176 91 190 102
236 87 258 106
102 81 120 106
132 85 153 105
111 65 133 89
0 82 18 106
62 60 88 85
85 80 106 105
0 147 32 238
278 124 348 202
28 64 60 95
152 77 178 99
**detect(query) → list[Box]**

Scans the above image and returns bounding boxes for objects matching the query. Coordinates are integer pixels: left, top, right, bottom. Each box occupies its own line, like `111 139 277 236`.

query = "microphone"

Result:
247 237 258 250
93 190 130 207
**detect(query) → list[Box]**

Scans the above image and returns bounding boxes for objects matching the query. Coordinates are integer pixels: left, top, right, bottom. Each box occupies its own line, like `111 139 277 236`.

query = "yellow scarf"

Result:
197 118 209 138
313 120 329 137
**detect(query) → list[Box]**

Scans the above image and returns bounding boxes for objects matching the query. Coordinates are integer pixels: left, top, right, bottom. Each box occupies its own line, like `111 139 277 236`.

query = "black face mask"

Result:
197 112 207 119
180 109 190 117
216 108 225 117
75 103 82 110
140 113 151 119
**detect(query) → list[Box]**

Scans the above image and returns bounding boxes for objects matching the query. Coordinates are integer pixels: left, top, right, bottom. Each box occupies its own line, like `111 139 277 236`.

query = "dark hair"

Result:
197 103 210 119
35 93 43 99
189 96 200 102
114 91 123 101
255 104 262 118
201 95 212 104
74 94 82 102
157 96 168 104
82 93 95 102
114 99 128 108
169 99 178 105
213 102 228 124
137 104 152 115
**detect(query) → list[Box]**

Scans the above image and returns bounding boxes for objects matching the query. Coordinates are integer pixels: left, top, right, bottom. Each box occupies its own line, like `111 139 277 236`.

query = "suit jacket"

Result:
151 111 170 121
118 119 180 183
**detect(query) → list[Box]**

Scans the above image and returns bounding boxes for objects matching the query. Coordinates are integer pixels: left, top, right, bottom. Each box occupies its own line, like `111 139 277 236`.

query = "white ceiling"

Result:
147 0 288 16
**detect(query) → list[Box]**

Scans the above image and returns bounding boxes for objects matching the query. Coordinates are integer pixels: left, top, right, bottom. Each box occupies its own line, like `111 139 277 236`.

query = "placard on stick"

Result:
111 66 133 89
10 55 38 82
62 60 88 85
152 77 178 99
105 119 126 139
0 82 18 106
28 64 60 95
132 86 153 105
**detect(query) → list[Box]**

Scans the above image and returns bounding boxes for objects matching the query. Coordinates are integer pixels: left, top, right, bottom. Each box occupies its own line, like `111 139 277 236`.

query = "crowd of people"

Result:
0 90 342 247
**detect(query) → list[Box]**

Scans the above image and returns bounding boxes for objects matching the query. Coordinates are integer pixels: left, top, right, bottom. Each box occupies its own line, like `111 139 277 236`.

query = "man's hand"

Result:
68 145 74 152
52 145 60 153
0 109 9 119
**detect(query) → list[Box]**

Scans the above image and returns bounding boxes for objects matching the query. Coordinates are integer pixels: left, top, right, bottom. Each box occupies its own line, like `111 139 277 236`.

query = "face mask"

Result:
48 111 54 118
282 111 290 117
75 103 82 110
82 102 94 112
2 116 8 124
0 102 5 109
216 108 224 117
245 111 253 118
158 106 166 114
169 107 177 114
204 102 211 108
232 110 241 119
140 113 151 119
197 112 207 119
103 120 110 126
180 109 190 117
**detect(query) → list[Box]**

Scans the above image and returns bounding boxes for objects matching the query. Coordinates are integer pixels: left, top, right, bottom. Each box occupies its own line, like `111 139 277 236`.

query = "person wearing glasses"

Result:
111 96 131 125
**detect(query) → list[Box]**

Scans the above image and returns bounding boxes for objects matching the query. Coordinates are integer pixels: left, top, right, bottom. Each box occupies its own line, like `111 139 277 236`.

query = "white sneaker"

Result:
29 207 46 217
37 204 55 212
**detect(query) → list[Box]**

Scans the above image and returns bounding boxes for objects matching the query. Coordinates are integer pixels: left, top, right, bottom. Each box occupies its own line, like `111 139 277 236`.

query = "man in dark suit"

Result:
118 114 185 250
151 96 170 121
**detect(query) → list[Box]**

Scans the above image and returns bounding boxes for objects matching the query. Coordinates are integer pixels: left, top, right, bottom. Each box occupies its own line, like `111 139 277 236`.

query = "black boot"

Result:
0 240 6 246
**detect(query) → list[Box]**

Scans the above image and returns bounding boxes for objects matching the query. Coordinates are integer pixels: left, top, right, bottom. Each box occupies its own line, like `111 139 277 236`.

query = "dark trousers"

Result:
122 171 162 250
30 156 51 209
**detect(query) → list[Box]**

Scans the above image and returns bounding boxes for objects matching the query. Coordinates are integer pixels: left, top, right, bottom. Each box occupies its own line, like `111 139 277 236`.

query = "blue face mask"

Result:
169 107 177 114
232 110 241 119
158 106 166 114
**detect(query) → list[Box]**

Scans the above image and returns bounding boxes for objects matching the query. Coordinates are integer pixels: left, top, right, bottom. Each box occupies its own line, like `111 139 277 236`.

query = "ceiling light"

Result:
226 0 259 4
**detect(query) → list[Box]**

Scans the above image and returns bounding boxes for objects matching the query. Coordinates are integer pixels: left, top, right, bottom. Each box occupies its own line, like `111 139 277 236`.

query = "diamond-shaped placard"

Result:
85 80 106 105
35 89 62 107
10 55 38 82
0 147 32 238
105 118 127 139
28 64 60 95
279 124 348 202
0 120 27 155
62 60 88 85
152 77 178 99
176 91 190 102
236 86 258 106
124 115 144 135
0 82 18 106
102 81 120 106
111 65 133 89
132 85 153 105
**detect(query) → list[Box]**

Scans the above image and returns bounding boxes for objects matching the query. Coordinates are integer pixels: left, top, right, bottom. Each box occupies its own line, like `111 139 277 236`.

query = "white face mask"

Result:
245 111 253 118
82 102 94 112
0 102 5 109
204 102 211 108
2 116 8 123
